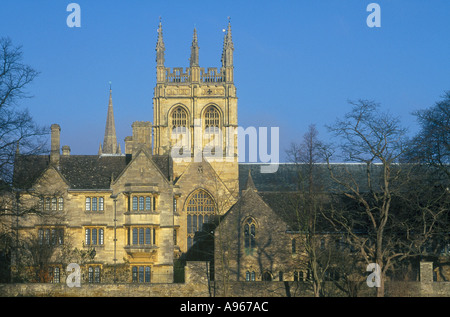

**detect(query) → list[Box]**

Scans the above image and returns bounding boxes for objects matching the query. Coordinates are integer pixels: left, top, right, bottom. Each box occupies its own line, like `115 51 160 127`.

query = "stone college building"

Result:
7 21 449 295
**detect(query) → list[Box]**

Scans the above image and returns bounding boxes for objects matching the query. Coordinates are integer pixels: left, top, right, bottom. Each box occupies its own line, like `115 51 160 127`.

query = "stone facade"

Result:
4 21 449 298
9 20 239 286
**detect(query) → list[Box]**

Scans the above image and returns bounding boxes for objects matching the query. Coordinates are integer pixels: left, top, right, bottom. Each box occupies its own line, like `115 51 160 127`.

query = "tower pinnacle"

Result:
190 27 199 67
156 19 165 66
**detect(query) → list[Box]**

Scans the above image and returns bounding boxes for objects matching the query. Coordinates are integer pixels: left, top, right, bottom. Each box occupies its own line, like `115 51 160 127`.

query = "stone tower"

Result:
152 20 239 193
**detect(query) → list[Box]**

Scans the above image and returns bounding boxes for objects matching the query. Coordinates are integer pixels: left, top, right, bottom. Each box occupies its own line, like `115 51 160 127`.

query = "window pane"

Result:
86 197 91 211
88 267 93 283
139 228 144 245
145 228 151 245
51 229 56 245
193 215 197 232
58 229 64 245
58 197 64 211
132 267 137 283
132 197 138 211
146 197 151 211
139 197 144 211
51 198 57 211
45 198 51 211
187 215 192 234
45 229 50 244
145 267 151 283
139 267 144 283
54 267 60 283
198 215 203 232
38 229 44 245
99 228 104 245
132 228 138 245
92 228 97 245
94 267 100 283
99 197 104 211
85 229 90 245
92 197 97 211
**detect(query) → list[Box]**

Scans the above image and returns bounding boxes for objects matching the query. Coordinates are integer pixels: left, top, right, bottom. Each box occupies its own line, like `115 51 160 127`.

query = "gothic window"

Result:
262 271 272 281
244 218 256 252
171 106 187 132
204 106 220 154
186 189 215 250
204 106 220 131
245 271 256 281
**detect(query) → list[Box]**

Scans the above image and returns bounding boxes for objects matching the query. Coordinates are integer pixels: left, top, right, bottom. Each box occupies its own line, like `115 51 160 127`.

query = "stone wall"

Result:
1 261 450 297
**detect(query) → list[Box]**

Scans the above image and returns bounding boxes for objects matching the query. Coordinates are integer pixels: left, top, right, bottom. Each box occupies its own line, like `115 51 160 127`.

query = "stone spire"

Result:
156 18 166 83
102 86 119 154
156 18 165 67
190 27 199 67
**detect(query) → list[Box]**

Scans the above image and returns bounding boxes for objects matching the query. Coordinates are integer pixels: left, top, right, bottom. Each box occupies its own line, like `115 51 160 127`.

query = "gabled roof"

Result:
13 153 172 190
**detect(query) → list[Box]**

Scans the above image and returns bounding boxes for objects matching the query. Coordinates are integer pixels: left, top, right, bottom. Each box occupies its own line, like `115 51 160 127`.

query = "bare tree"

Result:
323 100 422 297
0 37 48 280
286 124 331 296
0 37 46 184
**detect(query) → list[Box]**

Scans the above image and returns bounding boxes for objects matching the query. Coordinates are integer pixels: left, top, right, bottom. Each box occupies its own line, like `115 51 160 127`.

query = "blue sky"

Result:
1 0 449 161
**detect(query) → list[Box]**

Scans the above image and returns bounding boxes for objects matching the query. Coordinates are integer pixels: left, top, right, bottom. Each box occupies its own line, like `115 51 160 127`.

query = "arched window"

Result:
171 106 189 151
262 271 272 281
171 106 187 132
204 106 220 131
204 106 220 154
244 218 256 252
186 189 215 250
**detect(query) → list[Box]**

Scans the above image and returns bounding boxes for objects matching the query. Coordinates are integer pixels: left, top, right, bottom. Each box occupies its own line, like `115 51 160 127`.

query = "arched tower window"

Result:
171 106 187 130
171 106 189 150
203 106 220 154
186 189 215 250
204 106 220 132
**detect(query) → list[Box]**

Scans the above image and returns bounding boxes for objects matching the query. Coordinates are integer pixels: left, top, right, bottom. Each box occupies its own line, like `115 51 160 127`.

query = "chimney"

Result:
124 136 133 155
62 145 71 156
50 124 61 166
131 121 152 153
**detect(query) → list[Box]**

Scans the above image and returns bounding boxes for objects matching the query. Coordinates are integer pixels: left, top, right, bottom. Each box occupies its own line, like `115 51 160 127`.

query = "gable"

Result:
112 150 170 188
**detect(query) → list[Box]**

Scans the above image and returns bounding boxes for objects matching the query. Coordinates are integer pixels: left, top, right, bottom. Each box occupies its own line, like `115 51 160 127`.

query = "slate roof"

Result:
238 163 387 193
13 153 172 190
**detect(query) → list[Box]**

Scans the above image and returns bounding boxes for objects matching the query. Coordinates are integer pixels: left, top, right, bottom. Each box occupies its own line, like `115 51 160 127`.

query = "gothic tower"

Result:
152 20 239 193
